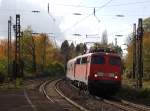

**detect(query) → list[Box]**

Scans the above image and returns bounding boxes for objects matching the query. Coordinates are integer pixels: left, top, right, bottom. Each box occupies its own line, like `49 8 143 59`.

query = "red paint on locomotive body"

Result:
89 53 122 81
66 52 122 94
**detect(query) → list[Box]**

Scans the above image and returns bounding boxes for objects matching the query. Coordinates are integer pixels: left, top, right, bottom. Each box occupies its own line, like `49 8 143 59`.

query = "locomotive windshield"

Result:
109 57 121 66
91 56 105 64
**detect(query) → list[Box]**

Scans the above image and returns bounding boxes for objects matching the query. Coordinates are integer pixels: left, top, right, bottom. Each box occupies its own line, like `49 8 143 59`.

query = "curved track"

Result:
57 79 150 111
24 78 68 111
102 98 150 111
25 78 150 111
41 79 89 111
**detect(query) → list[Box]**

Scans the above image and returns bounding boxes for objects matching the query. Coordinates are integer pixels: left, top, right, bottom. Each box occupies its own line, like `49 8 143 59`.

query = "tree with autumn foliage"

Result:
143 17 150 32
21 27 36 72
0 39 9 82
21 27 64 77
125 17 150 80
0 53 7 82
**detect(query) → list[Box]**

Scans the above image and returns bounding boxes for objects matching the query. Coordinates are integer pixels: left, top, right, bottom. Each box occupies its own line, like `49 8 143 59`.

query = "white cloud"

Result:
0 0 150 48
0 0 64 43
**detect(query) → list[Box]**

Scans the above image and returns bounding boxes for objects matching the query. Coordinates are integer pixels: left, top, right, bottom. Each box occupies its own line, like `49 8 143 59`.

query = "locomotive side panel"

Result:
74 57 89 84
66 59 76 81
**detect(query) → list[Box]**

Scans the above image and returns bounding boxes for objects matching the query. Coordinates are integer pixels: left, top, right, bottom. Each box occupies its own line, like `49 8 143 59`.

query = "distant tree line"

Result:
60 40 87 72
0 27 65 82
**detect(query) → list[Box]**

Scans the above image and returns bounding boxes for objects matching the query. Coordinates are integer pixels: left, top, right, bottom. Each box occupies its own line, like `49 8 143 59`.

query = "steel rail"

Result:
95 96 150 111
43 78 150 111
39 79 55 103
41 78 89 111
121 100 150 111
55 79 90 111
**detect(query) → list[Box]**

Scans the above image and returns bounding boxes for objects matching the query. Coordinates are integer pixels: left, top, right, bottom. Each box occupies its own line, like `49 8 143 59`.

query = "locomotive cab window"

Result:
109 57 121 66
76 58 81 64
91 55 105 64
81 57 87 64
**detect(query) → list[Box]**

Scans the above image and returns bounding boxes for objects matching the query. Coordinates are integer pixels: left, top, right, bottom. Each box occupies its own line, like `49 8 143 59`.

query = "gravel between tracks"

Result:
58 80 124 111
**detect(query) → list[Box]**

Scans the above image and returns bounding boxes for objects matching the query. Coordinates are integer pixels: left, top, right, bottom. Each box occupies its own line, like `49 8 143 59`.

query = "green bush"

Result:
0 58 7 82
0 58 6 71
116 85 150 100
138 89 150 98
15 78 23 88
47 61 65 76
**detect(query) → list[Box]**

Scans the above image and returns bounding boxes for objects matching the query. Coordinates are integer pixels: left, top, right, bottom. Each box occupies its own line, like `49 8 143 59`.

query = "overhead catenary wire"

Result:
50 0 150 9
0 0 149 14
62 0 113 33
0 0 149 41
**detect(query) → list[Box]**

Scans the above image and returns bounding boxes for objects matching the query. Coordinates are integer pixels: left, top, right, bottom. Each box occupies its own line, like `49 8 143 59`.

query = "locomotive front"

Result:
88 52 122 94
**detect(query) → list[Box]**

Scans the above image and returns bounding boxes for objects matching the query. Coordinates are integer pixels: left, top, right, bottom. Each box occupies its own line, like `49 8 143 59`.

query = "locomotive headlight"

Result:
114 75 118 79
94 74 98 78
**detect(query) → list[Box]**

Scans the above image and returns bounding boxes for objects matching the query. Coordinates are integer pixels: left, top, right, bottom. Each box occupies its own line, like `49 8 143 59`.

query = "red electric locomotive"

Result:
66 51 122 95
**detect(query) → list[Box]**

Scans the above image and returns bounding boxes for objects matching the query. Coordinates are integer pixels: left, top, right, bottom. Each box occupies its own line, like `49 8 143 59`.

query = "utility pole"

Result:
13 14 21 79
133 24 136 79
8 16 12 79
136 18 144 88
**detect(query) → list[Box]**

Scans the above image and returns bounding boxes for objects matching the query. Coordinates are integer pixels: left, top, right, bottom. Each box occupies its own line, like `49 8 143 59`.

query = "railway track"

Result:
121 100 150 111
25 78 150 111
41 79 89 111
101 98 150 111
58 79 150 111
24 77 71 111
93 91 150 111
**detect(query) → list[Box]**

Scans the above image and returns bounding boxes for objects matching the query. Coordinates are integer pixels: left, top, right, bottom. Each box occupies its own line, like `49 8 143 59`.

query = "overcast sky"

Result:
0 0 150 51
